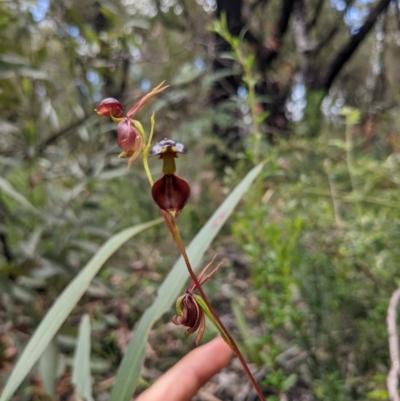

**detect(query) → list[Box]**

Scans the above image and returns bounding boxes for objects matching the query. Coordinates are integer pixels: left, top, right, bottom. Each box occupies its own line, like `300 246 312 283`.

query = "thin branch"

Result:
0 233 13 263
312 0 356 56
387 288 400 401
294 0 312 53
261 0 296 66
293 0 312 76
218 0 295 70
354 262 382 287
0 201 13 263
154 0 186 32
313 25 340 55
306 0 325 31
323 159 344 228
115 53 130 101
37 114 92 154
321 0 392 90
372 11 388 102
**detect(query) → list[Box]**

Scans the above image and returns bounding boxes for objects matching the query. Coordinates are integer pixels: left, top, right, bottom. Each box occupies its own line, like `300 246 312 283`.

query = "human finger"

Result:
136 337 232 401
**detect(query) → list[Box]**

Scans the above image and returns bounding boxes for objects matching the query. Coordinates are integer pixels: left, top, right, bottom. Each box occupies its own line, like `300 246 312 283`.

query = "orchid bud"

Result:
151 174 190 216
117 118 141 153
95 98 124 118
117 118 143 169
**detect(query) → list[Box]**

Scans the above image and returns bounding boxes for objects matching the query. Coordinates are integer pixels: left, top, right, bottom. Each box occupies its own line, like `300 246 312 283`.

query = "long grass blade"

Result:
0 218 162 401
39 340 59 396
72 314 93 401
0 176 40 215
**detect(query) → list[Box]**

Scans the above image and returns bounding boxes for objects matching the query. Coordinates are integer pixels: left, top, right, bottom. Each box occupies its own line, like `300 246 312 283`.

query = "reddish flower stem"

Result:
162 212 265 401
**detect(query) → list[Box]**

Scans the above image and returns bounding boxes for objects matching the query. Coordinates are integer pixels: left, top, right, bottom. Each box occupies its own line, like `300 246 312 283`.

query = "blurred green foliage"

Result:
211 18 400 399
231 124 400 399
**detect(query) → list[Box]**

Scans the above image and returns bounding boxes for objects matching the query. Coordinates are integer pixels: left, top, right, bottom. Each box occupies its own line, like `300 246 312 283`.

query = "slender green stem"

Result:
345 121 356 193
146 112 156 154
160 210 177 238
169 216 265 401
324 159 344 228
246 67 260 164
142 157 153 187
142 112 156 187
234 48 261 164
139 108 264 399
193 294 230 345
344 116 363 220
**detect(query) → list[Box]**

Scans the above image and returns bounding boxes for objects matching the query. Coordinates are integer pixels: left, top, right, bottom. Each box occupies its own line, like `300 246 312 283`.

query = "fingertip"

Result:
190 336 232 381
135 337 232 401
203 336 232 365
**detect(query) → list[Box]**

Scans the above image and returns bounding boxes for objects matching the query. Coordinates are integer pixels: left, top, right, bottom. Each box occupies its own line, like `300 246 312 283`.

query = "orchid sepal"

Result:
193 294 231 346
126 81 169 118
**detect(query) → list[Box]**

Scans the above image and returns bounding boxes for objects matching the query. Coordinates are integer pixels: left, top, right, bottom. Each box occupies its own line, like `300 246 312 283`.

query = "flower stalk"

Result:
95 82 265 401
167 216 265 401
141 113 156 186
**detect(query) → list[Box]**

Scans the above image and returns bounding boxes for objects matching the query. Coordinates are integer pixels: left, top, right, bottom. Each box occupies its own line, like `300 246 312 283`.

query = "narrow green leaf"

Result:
0 218 162 401
72 314 93 401
194 295 229 344
0 176 40 215
39 340 59 396
109 163 264 401
231 300 262 365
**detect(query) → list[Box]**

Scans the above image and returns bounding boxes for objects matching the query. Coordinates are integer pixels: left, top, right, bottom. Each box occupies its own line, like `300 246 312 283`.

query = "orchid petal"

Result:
126 81 169 118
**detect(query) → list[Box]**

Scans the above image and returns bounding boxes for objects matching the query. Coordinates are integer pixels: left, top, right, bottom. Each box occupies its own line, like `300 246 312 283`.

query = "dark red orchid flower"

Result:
151 174 190 217
150 138 190 216
94 98 124 118
173 256 223 345
173 293 205 346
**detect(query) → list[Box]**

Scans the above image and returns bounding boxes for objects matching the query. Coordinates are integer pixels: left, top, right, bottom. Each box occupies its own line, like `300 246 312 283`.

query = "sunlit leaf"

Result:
0 176 40 215
39 340 59 397
72 315 93 401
